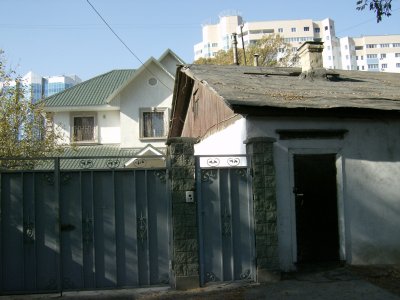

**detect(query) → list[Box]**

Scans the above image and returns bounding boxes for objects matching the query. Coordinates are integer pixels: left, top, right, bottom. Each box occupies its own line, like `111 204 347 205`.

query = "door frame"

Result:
288 148 346 264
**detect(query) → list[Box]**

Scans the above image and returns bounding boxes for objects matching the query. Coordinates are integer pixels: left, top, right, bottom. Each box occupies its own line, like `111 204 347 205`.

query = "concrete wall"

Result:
246 116 400 270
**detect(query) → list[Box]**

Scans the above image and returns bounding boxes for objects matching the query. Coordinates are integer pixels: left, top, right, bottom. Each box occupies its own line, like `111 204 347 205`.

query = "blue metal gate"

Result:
0 157 170 294
196 155 255 286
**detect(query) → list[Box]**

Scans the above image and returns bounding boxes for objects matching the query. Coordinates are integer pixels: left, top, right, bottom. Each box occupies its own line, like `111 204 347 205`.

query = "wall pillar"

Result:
166 137 199 290
245 137 280 282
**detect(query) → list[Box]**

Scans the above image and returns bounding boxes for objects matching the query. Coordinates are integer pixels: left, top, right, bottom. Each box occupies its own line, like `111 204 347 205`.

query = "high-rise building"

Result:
21 72 82 103
194 14 400 73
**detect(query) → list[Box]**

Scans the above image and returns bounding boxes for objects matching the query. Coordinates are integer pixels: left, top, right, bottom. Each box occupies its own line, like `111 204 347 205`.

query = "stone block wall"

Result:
166 137 199 289
245 137 280 281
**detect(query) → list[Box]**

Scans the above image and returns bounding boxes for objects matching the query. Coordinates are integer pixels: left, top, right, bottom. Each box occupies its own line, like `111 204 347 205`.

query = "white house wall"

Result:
53 111 70 144
119 64 174 148
194 118 247 155
246 116 400 270
97 110 120 144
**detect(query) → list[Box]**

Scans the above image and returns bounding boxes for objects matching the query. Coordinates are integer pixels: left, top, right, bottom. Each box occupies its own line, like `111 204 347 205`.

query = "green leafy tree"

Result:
0 50 65 169
356 0 393 22
194 34 299 67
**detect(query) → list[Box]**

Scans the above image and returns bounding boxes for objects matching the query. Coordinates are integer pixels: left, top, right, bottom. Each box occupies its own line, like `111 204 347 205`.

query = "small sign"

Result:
200 156 247 168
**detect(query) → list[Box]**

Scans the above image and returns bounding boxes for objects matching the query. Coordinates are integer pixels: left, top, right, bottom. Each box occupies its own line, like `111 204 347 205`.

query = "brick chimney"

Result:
298 41 325 79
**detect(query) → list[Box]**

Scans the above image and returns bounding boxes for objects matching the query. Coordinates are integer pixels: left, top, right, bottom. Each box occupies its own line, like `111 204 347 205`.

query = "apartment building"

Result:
194 14 341 69
22 71 82 103
194 14 400 73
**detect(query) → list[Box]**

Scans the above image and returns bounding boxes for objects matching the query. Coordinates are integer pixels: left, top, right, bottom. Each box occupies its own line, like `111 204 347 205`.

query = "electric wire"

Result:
85 0 173 92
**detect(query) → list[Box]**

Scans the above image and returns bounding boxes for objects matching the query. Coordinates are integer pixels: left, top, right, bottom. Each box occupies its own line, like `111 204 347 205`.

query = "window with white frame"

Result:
395 53 400 57
278 28 283 33
394 43 400 47
291 27 296 32
304 27 309 31
140 107 168 139
314 27 320 33
367 54 377 58
397 63 400 68
381 53 386 59
72 114 96 142
381 63 387 68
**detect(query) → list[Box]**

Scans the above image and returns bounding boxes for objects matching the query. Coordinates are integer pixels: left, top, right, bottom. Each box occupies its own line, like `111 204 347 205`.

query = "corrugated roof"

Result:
180 64 400 111
42 69 136 107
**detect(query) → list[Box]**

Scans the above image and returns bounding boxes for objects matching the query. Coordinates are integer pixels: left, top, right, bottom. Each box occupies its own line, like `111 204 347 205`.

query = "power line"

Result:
85 0 172 92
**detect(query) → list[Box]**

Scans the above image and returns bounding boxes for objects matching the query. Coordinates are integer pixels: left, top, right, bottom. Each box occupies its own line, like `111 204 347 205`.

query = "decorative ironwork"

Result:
221 207 231 237
137 212 147 245
227 157 241 166
79 159 94 169
23 216 35 244
207 157 220 167
240 269 251 280
61 173 72 184
235 168 247 178
43 173 55 185
134 158 146 168
82 214 93 246
205 271 216 282
46 279 58 290
106 159 120 169
154 170 167 183
63 277 75 289
201 169 217 182
159 273 170 284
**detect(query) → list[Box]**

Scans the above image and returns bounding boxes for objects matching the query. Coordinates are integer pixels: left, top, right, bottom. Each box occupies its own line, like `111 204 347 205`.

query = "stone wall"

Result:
166 137 199 289
245 137 280 281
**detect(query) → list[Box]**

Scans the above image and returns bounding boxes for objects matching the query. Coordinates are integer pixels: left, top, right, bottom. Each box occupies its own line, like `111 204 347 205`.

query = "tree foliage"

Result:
356 0 392 22
194 34 299 67
0 50 65 169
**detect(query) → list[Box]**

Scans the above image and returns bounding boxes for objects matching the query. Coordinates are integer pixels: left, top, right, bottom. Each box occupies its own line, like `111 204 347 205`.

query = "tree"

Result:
194 34 299 67
0 50 65 169
356 0 393 22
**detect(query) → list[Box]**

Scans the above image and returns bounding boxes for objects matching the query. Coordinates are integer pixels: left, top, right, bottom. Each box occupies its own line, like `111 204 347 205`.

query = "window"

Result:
291 27 296 32
368 64 379 69
355 46 363 50
393 43 400 47
278 28 283 33
314 27 320 33
395 53 400 57
397 63 400 68
380 43 390 48
367 54 377 58
140 108 168 139
325 26 328 30
380 53 386 59
362 66 365 70
366 44 377 48
381 63 387 68
304 26 309 31
72 115 96 142
212 43 218 47
356 56 358 60
361 55 364 60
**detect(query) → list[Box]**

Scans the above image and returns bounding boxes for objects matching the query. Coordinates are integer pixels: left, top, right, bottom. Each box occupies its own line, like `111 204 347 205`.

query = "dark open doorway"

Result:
293 154 340 263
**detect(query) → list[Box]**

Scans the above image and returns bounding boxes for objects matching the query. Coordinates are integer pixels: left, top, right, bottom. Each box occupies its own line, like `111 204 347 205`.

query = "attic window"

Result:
148 77 158 86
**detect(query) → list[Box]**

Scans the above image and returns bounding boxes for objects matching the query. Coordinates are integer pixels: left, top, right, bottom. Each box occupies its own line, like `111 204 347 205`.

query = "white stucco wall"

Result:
53 111 70 144
97 110 120 144
194 118 247 155
245 116 400 270
119 63 174 148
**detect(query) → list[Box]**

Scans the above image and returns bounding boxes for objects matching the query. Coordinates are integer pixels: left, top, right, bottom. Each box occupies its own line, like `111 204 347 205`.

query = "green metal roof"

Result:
42 69 136 107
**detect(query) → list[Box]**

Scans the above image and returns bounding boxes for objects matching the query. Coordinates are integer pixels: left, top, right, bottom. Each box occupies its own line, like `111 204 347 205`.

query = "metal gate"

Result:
0 157 170 294
196 155 255 286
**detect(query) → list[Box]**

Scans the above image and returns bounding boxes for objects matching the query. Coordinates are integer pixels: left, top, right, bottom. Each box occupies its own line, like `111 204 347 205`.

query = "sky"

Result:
1 0 399 80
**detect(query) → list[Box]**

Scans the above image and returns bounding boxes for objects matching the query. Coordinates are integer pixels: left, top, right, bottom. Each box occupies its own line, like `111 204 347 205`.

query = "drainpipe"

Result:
231 33 239 65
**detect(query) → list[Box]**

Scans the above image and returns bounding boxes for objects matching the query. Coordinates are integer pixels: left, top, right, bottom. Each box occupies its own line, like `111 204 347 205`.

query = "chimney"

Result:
298 41 324 73
253 53 260 66
231 33 239 65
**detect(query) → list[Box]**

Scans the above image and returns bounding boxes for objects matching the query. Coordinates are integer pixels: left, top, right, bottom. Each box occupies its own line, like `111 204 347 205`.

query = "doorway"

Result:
293 154 339 263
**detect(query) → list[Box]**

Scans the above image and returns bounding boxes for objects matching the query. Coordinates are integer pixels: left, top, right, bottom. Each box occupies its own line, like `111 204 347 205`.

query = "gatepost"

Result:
166 137 200 290
245 137 281 282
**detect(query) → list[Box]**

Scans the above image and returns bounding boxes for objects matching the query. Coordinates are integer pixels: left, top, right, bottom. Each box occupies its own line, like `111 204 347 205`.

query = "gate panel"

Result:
198 166 254 285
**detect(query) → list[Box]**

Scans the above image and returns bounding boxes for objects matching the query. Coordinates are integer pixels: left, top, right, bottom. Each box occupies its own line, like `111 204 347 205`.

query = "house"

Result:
43 49 183 167
168 41 400 277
